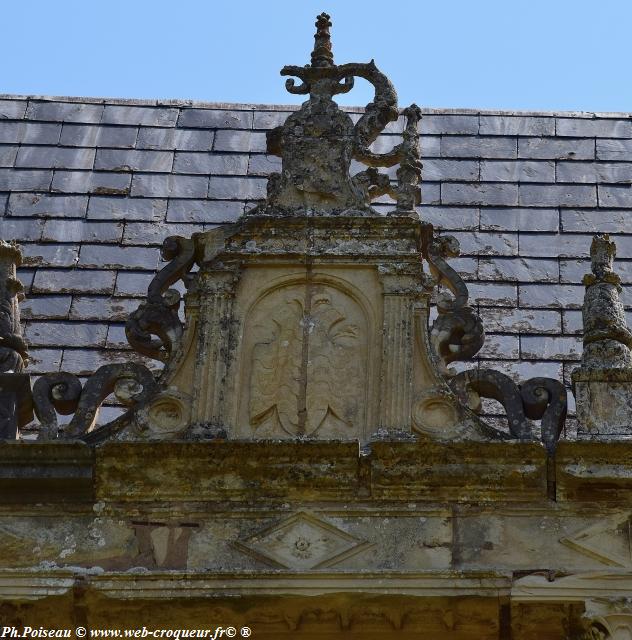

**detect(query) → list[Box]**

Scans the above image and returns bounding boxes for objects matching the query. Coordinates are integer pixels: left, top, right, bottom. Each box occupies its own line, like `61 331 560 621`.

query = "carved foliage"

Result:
425 234 485 373
33 363 156 440
126 236 196 363
450 368 567 452
245 283 368 438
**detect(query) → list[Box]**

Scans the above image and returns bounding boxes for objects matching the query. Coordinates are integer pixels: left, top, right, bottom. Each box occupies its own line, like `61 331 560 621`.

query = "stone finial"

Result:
311 13 334 68
249 13 422 217
573 234 632 435
581 234 632 369
0 240 28 373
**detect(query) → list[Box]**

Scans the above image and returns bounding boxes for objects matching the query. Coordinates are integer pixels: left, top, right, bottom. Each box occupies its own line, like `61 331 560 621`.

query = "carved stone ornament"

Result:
250 12 422 217
234 511 372 569
1 14 567 446
572 234 632 435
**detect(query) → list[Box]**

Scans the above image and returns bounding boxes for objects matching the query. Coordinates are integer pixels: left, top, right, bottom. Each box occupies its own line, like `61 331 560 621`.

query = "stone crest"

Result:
2 14 567 450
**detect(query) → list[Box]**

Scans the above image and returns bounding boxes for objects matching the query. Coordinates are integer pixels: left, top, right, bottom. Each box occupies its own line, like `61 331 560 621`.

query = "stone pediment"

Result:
0 13 568 452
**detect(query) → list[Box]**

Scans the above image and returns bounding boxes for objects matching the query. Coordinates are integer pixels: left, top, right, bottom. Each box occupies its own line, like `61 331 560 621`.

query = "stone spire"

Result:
573 234 632 435
311 13 334 68
581 234 632 369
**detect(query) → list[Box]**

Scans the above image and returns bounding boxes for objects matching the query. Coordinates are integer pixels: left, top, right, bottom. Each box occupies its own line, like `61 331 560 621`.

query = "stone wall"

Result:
1 95 632 427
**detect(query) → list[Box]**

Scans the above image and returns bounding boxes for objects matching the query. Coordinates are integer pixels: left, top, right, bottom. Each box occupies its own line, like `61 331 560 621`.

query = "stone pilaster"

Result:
377 274 416 434
191 268 240 435
572 234 632 436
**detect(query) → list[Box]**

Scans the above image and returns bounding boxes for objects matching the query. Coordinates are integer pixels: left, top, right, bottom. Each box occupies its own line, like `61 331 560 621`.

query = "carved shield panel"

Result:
246 283 367 438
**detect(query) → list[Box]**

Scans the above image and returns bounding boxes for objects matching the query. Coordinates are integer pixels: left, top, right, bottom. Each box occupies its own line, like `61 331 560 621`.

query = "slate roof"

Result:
2 94 632 428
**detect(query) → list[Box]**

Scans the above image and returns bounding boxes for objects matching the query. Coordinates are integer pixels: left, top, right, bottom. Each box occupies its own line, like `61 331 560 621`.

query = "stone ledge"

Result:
0 442 93 503
556 442 632 502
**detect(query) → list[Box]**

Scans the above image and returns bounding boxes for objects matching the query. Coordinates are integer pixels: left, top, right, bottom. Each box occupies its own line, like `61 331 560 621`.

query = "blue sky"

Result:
3 0 632 113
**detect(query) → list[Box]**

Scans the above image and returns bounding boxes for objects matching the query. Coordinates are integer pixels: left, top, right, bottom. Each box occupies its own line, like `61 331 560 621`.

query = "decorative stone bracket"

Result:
450 368 567 453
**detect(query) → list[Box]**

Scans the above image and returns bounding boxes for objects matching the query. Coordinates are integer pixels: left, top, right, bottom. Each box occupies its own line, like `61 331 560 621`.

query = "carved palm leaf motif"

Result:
249 285 365 437
250 297 304 435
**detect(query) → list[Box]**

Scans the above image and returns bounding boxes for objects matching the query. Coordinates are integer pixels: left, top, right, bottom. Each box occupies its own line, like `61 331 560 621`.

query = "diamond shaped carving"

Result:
561 513 632 568
234 512 372 569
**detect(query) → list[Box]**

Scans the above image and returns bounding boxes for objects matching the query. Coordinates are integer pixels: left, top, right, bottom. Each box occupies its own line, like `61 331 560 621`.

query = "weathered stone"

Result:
479 115 554 136
419 206 479 230
481 160 554 183
25 321 107 347
60 124 138 148
26 101 103 123
21 243 79 267
419 115 479 135
166 199 244 223
87 195 167 221
0 169 52 191
422 159 478 181
32 269 116 294
0 122 61 144
213 130 267 152
136 127 214 151
519 184 597 207
0 145 18 167
0 99 27 119
131 173 208 198
519 284 584 309
480 308 561 334
95 149 173 172
41 219 123 243
570 235 632 434
15 146 95 169
51 170 131 195
78 244 159 270
441 136 517 159
70 296 138 321
449 231 519 256
7 193 88 217
101 105 179 127
480 207 559 232
173 152 249 175
518 137 594 160
21 295 72 319
442 183 518 206
178 108 252 129
478 257 559 282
